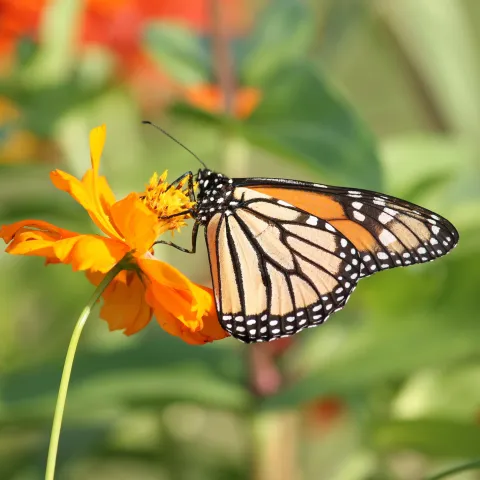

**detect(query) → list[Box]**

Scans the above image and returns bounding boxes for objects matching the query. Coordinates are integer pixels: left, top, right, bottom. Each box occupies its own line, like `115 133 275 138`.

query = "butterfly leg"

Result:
151 172 198 253
158 208 195 220
165 171 196 202
153 221 199 254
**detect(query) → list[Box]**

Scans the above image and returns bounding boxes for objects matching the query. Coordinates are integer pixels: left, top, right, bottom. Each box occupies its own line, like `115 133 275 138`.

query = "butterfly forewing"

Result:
243 181 459 277
205 187 361 343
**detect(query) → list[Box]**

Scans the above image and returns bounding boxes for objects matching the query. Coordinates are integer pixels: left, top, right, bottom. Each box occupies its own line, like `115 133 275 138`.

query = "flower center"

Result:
141 171 196 235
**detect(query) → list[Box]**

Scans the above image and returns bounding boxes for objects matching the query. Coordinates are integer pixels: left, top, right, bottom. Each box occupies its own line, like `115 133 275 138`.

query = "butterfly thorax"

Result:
196 169 235 225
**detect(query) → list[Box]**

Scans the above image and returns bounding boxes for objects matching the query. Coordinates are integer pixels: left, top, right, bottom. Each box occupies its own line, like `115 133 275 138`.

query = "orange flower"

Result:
184 84 261 119
0 0 248 56
0 125 228 344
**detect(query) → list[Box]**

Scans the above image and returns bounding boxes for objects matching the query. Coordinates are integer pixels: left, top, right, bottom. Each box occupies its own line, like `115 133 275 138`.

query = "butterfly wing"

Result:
205 187 362 343
236 178 459 277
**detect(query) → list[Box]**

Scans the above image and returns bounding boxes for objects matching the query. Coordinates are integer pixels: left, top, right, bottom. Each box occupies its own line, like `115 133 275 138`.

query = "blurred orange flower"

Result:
0 0 45 56
80 0 251 109
305 396 346 436
0 0 247 55
0 125 228 344
82 0 248 56
0 0 249 99
184 84 261 119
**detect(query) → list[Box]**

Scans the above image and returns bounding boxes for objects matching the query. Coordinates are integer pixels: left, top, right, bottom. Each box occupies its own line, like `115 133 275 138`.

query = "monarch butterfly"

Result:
146 124 459 344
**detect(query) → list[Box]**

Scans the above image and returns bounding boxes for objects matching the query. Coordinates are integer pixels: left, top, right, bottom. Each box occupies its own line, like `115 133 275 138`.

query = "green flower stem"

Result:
45 261 125 480
426 459 480 480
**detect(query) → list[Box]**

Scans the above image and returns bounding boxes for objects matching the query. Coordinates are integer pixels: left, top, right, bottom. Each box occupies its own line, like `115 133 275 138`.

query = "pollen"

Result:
141 171 197 235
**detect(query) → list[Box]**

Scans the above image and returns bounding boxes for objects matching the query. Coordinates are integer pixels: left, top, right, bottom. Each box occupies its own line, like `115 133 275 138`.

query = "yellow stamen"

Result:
141 171 197 235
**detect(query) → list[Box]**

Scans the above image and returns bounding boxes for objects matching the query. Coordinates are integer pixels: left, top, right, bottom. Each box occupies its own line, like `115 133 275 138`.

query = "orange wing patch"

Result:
250 187 345 220
250 186 380 254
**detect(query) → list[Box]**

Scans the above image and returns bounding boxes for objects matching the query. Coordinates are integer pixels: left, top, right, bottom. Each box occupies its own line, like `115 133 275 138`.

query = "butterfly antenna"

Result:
142 120 208 169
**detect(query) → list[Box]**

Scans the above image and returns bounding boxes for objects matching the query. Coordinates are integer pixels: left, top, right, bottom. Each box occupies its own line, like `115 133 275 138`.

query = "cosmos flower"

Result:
0 124 228 344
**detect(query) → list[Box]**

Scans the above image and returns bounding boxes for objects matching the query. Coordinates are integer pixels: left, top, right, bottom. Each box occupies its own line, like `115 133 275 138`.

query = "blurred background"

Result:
1 0 480 479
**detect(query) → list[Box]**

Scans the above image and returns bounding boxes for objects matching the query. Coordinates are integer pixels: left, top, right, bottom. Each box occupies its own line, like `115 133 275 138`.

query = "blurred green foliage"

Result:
1 1 480 479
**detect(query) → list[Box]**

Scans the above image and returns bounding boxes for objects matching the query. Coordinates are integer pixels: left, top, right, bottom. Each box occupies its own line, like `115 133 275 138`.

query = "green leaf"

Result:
240 0 315 85
243 61 383 189
373 419 480 457
143 23 211 85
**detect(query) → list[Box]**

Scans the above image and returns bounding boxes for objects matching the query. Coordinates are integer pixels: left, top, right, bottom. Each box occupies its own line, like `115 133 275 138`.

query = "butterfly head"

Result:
196 169 235 225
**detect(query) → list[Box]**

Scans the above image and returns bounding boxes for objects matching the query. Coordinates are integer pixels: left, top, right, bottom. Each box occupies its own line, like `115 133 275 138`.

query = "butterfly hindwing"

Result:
205 187 361 343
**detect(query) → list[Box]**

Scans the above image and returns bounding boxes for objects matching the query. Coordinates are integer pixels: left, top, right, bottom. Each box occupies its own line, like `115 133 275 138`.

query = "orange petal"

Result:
1 220 128 272
88 270 153 336
1 220 77 263
5 229 60 262
150 291 227 345
50 169 121 241
53 235 129 272
49 125 122 242
109 193 160 254
90 124 106 174
82 169 116 214
139 257 228 344
0 219 77 243
137 256 193 290
88 125 118 230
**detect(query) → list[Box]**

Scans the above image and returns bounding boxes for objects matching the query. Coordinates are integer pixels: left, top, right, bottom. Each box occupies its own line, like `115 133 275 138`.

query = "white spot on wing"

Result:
353 210 365 222
384 207 398 216
378 212 392 224
379 229 396 246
